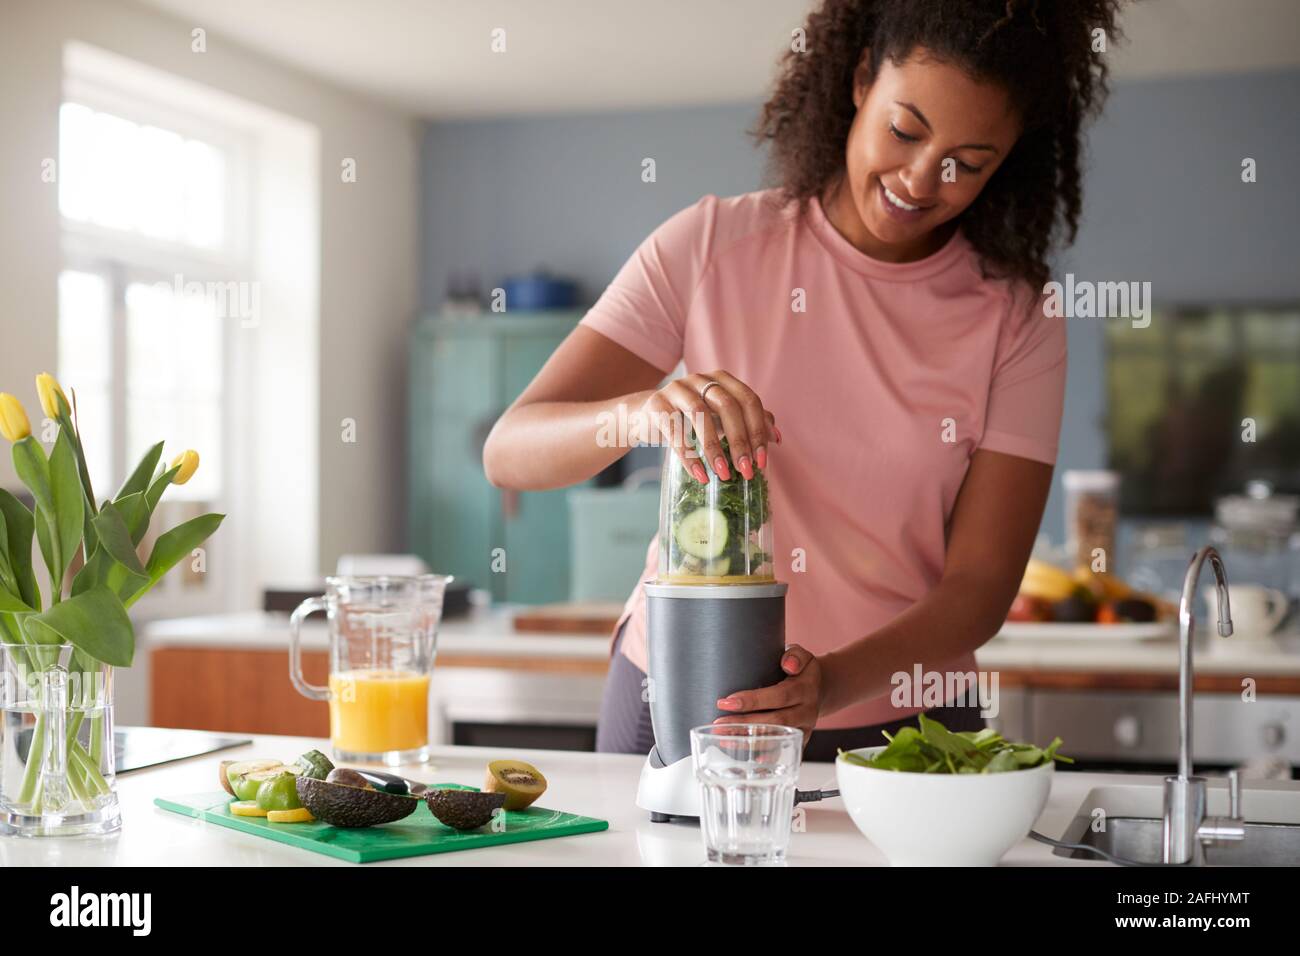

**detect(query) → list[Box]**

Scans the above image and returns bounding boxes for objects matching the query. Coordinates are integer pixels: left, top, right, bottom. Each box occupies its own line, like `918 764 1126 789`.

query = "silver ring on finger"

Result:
699 380 724 404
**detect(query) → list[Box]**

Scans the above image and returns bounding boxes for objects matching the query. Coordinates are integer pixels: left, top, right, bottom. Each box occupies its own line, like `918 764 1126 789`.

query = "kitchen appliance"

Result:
567 468 660 601
635 443 786 821
1211 482 1300 601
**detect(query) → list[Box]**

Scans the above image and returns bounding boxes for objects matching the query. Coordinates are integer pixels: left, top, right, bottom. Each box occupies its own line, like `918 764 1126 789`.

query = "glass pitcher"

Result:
289 575 452 766
1 644 120 837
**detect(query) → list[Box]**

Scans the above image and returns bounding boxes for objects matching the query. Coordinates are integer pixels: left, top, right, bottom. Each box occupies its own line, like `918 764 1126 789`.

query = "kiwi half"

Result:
482 759 547 810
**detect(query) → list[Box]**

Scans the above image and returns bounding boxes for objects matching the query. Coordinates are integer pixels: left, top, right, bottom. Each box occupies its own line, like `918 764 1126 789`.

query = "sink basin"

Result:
1057 816 1300 866
1052 779 1300 866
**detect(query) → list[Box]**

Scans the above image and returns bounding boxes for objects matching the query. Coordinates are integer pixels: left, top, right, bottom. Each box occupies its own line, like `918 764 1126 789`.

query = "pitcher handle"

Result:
288 596 331 701
39 666 70 812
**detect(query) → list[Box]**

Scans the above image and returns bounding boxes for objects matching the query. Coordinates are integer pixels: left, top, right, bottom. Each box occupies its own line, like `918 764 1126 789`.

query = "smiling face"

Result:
824 48 1022 263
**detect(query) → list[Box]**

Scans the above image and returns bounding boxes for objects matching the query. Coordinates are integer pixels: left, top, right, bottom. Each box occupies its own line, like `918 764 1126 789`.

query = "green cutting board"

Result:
155 785 608 863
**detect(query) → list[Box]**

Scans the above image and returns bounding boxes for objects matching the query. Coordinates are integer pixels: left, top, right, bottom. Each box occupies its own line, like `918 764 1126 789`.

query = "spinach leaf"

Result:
839 716 1073 774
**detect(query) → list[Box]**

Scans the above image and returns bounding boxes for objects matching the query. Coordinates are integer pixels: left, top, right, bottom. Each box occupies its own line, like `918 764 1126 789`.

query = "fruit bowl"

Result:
835 746 1054 866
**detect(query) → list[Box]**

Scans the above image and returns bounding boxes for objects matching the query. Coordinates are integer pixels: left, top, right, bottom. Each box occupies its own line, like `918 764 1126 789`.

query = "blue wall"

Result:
421 104 771 310
420 69 1300 544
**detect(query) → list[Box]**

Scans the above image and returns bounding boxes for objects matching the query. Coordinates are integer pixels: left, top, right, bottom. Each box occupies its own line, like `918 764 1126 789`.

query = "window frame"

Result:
57 82 258 618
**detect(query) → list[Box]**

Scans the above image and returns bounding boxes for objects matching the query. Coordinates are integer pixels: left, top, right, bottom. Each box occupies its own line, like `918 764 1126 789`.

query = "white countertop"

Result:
144 608 612 662
979 631 1300 676
4 733 1297 867
144 609 1300 676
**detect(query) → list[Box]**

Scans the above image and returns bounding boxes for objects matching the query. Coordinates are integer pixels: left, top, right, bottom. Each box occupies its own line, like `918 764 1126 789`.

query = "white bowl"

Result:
836 746 1054 866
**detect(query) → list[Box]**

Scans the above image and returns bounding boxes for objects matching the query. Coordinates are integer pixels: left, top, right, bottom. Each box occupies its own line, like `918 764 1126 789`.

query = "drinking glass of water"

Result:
690 723 803 865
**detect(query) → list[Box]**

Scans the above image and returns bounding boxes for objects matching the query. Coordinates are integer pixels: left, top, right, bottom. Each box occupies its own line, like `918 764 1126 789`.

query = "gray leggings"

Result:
595 624 986 762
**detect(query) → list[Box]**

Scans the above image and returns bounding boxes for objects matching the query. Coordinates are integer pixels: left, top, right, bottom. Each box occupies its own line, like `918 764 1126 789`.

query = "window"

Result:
59 102 226 250
1107 306 1300 515
57 93 249 609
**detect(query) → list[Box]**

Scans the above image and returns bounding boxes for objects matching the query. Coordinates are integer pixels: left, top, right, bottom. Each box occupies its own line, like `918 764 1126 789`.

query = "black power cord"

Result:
793 788 839 805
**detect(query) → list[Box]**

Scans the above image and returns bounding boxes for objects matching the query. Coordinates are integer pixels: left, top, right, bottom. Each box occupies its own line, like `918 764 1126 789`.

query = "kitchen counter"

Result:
145 608 612 668
142 610 1300 754
8 734 1295 867
145 609 1300 678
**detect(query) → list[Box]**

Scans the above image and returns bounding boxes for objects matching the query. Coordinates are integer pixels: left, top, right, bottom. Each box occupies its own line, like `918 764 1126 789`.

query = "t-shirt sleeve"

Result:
977 284 1068 465
578 195 718 373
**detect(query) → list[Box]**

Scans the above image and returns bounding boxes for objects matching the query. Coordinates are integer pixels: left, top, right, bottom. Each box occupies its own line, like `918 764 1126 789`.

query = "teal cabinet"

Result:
408 311 585 603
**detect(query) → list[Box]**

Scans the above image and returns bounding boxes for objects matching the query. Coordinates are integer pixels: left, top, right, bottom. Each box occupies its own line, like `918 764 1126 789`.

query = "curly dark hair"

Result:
752 0 1123 289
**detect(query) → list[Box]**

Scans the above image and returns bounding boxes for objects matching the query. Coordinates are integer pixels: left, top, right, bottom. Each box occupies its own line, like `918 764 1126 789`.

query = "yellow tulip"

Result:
35 372 70 420
0 393 31 443
171 449 199 485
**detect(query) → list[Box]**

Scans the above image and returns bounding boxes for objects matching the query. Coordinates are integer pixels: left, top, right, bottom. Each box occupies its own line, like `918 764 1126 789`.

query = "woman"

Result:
484 0 1120 760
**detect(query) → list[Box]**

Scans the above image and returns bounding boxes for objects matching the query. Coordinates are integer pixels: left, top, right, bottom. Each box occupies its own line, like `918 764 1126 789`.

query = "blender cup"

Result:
658 439 774 583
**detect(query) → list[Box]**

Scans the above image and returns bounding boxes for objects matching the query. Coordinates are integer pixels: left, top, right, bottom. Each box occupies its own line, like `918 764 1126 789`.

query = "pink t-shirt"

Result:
580 189 1066 729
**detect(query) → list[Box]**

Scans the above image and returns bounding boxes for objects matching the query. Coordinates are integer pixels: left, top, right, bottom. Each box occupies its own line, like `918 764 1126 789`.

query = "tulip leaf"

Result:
0 509 14 591
70 547 148 602
0 491 39 610
144 465 181 518
125 513 224 606
0 586 33 613
82 507 98 559
72 494 150 599
118 468 178 546
34 506 55 587
49 429 85 582
90 500 145 577
24 585 134 667
12 437 54 517
0 512 26 606
116 440 164 503
0 613 28 646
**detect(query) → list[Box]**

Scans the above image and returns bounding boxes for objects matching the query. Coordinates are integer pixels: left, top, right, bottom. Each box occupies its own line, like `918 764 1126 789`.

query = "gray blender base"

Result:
641 581 788 821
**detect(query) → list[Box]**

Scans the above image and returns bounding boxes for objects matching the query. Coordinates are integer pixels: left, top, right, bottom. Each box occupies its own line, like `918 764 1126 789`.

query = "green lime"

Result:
255 772 303 812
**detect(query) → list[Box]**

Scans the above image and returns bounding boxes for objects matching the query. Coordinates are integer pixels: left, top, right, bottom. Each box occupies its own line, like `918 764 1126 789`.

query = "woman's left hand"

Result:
712 644 823 741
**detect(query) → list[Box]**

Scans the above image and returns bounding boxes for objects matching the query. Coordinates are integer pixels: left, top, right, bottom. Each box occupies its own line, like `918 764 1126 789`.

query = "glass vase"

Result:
0 643 120 837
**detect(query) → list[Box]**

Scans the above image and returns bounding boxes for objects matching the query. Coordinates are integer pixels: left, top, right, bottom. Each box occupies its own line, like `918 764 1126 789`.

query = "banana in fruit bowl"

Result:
1011 560 1172 625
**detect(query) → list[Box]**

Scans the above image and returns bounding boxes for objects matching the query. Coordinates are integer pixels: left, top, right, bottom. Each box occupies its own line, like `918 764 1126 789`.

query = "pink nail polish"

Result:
737 456 753 480
691 462 708 483
782 656 797 671
755 446 767 470
714 455 731 480
717 697 738 710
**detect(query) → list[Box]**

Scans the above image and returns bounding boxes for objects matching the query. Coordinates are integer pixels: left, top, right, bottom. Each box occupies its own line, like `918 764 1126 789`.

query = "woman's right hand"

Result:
639 370 781 484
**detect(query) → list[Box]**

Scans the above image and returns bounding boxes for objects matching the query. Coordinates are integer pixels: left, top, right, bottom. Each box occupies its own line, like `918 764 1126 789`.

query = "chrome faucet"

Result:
1162 545 1245 864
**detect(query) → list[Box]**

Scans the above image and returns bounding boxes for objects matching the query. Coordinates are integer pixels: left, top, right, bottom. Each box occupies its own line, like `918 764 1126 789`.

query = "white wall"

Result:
0 0 420 577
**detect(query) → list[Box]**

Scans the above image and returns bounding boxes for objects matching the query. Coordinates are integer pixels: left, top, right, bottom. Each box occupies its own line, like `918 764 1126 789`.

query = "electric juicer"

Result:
636 440 788 821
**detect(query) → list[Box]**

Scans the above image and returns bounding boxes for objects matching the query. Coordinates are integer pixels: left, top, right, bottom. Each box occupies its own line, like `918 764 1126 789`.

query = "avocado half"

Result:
425 789 506 831
295 775 419 828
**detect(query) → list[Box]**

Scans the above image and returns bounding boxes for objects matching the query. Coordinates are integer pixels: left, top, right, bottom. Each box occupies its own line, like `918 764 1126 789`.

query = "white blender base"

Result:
636 748 700 820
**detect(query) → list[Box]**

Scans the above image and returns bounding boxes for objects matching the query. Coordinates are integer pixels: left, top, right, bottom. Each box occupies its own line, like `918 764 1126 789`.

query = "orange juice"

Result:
328 669 430 754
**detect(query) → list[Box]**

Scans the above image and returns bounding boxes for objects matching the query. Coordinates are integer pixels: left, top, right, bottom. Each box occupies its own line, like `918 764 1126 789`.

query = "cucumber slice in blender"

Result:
676 554 705 575
703 555 731 576
674 507 728 559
